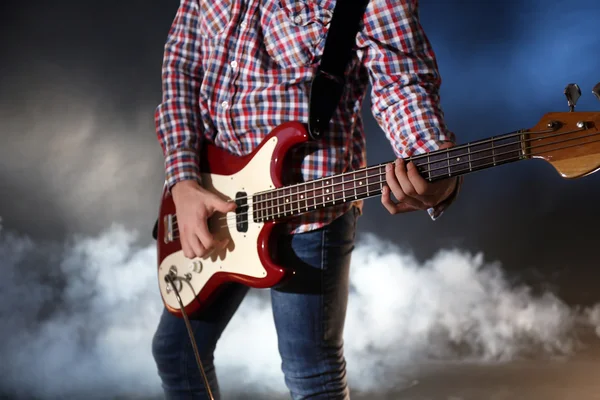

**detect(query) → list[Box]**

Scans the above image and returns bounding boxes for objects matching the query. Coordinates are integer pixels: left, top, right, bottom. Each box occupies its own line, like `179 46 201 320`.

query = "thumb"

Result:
213 197 237 213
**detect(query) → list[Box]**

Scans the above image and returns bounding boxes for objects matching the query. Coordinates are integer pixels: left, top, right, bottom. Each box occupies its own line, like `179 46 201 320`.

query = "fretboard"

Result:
252 130 525 222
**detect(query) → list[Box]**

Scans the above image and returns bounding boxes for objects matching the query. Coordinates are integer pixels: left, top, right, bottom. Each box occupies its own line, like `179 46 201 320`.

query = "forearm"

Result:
358 0 460 217
155 0 204 190
360 0 454 152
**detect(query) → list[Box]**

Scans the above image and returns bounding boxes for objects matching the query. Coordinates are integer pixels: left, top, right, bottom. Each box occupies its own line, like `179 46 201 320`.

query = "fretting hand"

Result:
381 142 458 215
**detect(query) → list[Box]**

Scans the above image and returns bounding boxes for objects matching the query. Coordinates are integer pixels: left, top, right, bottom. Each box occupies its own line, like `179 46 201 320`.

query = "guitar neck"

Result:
253 130 527 222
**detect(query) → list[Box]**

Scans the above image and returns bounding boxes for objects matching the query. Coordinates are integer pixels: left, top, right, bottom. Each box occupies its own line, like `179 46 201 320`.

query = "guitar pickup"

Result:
235 192 248 233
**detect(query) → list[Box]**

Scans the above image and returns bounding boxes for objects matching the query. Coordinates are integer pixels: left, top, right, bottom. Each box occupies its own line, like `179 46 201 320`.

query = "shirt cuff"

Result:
164 148 202 191
427 175 463 220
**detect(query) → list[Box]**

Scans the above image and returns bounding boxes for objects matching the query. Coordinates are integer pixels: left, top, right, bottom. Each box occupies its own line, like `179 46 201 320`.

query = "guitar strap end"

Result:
308 70 345 140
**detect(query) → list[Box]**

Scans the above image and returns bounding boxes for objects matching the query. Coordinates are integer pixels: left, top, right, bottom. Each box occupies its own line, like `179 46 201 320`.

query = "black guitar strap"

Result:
308 0 370 140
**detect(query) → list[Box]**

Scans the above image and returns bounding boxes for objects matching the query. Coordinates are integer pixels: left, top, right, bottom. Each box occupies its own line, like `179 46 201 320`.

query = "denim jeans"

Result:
152 207 359 399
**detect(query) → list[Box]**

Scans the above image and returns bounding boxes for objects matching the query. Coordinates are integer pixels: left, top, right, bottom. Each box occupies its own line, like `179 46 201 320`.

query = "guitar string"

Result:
168 128 600 232
172 128 542 232
172 128 600 233
220 124 582 208
176 125 597 220
244 125 594 213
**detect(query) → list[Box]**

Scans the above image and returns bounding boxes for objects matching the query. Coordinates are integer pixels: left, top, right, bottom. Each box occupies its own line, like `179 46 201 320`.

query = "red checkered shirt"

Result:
155 0 459 234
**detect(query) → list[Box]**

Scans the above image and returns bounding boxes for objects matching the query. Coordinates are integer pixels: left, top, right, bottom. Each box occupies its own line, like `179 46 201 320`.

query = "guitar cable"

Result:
164 274 216 400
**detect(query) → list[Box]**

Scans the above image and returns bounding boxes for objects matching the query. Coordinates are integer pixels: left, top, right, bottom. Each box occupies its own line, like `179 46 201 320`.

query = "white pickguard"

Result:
158 137 279 309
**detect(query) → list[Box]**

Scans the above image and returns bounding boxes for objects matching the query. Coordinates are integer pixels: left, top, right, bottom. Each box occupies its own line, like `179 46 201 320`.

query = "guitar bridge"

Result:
163 214 174 244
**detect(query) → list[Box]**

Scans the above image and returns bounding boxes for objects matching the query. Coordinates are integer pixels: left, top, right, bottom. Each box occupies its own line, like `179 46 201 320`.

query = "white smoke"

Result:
1 223 599 399
0 86 164 237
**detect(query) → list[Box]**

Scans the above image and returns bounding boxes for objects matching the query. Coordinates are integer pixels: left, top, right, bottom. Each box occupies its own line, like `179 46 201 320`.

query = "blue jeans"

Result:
152 207 359 399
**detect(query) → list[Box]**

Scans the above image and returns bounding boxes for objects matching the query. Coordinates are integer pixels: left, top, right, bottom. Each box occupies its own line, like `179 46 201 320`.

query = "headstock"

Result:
525 83 600 179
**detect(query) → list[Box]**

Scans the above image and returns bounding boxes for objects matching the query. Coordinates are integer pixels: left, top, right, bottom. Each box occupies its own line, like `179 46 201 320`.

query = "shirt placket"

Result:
216 0 245 155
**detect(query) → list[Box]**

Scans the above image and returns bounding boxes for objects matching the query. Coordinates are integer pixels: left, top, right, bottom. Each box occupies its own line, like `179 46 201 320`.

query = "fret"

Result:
312 182 317 209
342 173 348 202
494 134 522 163
366 167 380 196
276 189 282 217
290 186 296 215
336 176 345 203
292 185 302 214
356 170 367 197
424 152 448 180
446 150 451 176
427 154 432 181
491 137 497 166
470 142 493 170
282 188 288 216
269 191 274 219
259 193 264 221
468 145 473 171
268 191 273 219
353 171 358 199
379 165 385 192
329 179 335 205
298 183 308 212
330 179 336 204
448 147 470 176
343 172 356 202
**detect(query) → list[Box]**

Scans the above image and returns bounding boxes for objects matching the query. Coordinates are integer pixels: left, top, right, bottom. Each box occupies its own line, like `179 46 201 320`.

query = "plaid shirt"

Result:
155 0 459 234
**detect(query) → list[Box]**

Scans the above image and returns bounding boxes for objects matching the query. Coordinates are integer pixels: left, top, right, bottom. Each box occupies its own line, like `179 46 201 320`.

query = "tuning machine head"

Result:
564 83 581 112
592 82 600 102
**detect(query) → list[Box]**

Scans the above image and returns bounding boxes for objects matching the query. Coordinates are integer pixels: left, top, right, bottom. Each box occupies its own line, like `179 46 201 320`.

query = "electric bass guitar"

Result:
156 85 600 318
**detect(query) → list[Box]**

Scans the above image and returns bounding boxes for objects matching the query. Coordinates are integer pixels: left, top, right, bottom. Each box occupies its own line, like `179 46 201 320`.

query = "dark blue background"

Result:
1 0 599 303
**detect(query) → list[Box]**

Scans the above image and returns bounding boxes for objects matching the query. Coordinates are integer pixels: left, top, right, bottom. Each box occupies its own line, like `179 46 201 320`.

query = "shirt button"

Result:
240 21 247 28
230 61 237 69
221 101 229 109
293 14 302 24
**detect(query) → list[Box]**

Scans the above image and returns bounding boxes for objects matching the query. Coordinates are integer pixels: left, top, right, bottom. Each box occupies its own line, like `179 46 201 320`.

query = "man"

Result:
152 0 460 399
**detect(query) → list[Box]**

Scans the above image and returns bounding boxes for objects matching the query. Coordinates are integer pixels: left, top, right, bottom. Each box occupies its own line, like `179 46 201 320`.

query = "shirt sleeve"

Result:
154 0 204 191
357 0 460 218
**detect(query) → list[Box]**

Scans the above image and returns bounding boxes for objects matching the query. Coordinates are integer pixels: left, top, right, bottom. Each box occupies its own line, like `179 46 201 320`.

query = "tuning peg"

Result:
592 82 600 101
564 83 581 112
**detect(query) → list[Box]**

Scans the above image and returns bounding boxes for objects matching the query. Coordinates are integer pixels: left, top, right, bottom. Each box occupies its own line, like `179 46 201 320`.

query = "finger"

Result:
381 186 420 214
179 231 196 259
406 161 433 197
386 161 425 209
385 162 406 200
196 221 216 256
187 232 207 258
394 158 419 198
213 198 237 214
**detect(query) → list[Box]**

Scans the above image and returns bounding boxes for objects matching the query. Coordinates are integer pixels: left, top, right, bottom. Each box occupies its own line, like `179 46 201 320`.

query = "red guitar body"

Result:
155 122 308 317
